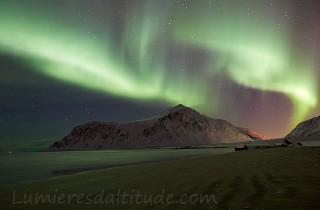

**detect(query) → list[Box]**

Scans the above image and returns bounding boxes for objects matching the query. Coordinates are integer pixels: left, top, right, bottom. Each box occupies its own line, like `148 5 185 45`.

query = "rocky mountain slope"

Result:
48 104 252 150
286 116 320 138
238 127 269 140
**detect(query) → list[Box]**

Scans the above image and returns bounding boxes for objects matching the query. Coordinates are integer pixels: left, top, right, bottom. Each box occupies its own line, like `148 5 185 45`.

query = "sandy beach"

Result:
1 146 320 210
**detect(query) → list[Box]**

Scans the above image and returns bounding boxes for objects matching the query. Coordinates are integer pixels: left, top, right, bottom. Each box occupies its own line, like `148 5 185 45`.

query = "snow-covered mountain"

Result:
286 116 320 138
238 127 269 140
48 104 252 150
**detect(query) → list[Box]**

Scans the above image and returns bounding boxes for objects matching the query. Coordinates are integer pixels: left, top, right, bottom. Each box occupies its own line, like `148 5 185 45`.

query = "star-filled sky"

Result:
0 0 319 141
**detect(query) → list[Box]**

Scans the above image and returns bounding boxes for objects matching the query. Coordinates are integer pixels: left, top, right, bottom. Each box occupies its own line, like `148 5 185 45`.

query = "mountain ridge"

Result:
286 116 320 138
238 127 269 140
48 104 253 150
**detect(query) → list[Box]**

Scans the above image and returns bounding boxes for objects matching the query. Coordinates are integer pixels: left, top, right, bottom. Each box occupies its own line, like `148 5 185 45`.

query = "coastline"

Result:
1 146 320 210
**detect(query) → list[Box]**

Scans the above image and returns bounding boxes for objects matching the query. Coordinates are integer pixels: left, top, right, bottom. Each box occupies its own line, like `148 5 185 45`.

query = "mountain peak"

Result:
169 104 188 111
167 104 197 114
48 103 253 150
160 104 201 121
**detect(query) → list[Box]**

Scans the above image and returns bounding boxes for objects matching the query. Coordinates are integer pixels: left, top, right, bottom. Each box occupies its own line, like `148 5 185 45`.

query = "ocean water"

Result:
0 147 234 186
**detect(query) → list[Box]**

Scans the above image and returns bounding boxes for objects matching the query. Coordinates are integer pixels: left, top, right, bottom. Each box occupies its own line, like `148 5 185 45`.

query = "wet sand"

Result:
1 146 320 210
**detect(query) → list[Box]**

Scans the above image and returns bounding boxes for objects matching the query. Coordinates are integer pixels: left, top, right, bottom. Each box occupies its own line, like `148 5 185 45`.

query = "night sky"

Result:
0 0 319 141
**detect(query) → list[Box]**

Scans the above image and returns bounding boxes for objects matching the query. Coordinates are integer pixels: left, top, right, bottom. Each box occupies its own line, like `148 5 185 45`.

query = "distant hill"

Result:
237 127 269 140
48 104 252 150
286 116 320 138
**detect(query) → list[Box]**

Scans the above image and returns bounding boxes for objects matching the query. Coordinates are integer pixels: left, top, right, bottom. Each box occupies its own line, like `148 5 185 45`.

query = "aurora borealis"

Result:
0 0 319 140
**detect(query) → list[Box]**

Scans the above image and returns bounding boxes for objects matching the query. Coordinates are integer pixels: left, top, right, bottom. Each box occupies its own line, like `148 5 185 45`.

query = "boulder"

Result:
281 139 294 147
235 144 248 151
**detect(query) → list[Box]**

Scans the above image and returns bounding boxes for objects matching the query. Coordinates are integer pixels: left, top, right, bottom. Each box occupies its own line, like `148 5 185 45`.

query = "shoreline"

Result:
0 147 234 187
52 153 212 176
1 146 320 210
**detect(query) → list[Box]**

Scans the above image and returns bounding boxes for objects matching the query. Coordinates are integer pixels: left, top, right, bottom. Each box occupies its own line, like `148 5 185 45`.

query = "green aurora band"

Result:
0 2 211 109
172 1 318 126
0 1 317 128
